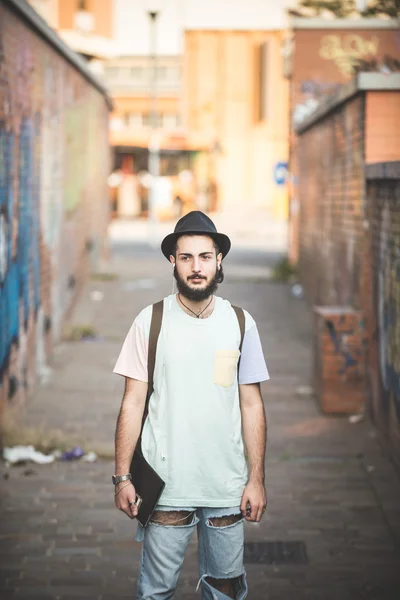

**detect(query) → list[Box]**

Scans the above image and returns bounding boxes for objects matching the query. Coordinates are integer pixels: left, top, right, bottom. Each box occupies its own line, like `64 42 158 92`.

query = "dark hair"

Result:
172 233 224 284
216 263 224 284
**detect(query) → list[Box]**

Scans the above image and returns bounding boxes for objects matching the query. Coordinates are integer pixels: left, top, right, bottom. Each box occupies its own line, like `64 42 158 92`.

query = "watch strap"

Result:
112 474 132 485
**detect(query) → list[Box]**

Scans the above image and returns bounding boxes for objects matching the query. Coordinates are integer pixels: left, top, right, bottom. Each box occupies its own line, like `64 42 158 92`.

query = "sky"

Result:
114 0 295 55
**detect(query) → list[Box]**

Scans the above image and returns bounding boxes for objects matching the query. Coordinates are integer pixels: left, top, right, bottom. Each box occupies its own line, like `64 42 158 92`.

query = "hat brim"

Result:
161 231 231 260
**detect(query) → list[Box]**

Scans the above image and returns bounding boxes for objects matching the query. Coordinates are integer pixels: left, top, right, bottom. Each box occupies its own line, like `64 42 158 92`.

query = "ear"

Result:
217 252 223 268
170 256 175 267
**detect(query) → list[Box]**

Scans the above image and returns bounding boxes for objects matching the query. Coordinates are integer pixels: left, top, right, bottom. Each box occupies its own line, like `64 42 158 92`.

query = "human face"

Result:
171 235 222 301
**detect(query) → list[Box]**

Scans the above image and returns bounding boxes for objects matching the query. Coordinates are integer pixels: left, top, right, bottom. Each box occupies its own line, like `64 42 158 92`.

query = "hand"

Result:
114 481 138 519
240 481 267 522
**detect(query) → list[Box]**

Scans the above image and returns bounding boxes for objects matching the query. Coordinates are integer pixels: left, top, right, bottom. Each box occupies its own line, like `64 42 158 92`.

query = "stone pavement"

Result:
1 222 400 599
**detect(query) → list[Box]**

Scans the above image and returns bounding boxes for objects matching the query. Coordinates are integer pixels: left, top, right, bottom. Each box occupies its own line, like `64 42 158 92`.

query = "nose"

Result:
192 257 201 272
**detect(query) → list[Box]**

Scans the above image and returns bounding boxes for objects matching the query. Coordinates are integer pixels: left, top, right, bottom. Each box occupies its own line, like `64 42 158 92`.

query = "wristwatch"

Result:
112 474 132 485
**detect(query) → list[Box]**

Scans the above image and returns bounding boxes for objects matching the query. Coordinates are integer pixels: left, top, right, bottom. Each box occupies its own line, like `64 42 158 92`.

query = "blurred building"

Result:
107 55 181 136
28 0 296 219
184 30 290 216
105 53 205 220
286 17 400 263
28 0 116 62
28 0 211 218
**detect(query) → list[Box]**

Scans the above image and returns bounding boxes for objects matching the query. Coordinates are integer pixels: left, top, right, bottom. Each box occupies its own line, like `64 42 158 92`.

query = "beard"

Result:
174 268 219 302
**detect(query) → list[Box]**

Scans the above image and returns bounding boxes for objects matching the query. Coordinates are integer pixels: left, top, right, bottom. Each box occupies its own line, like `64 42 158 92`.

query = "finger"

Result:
118 505 134 519
240 495 249 515
128 497 138 515
250 503 259 522
256 506 263 522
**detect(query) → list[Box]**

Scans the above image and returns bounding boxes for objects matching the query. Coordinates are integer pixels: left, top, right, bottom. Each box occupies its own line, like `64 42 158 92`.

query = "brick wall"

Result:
296 78 400 460
0 3 111 415
296 92 368 414
288 23 400 263
365 163 400 466
297 93 365 309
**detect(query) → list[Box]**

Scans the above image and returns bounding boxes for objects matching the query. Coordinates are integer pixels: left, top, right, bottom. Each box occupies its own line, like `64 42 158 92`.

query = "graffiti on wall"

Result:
293 34 382 126
0 5 110 409
0 113 42 398
319 34 379 77
377 197 400 420
325 318 363 375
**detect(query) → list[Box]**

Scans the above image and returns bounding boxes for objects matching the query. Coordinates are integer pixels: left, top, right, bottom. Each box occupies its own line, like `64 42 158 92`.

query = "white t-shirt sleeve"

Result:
238 311 269 385
113 306 151 382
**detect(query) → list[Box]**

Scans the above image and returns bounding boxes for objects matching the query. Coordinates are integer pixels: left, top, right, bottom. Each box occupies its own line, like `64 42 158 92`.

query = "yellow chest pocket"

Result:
214 349 240 387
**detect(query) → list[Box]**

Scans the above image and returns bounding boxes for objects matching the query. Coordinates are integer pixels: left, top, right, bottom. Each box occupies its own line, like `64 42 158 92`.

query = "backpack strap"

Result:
140 300 164 431
232 305 245 383
232 305 245 353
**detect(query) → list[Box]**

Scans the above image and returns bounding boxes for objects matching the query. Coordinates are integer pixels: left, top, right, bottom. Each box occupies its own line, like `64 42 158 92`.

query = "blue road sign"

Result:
274 162 288 186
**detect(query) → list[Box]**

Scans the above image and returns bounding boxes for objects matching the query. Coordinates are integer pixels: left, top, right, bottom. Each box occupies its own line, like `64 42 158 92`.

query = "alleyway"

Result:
1 221 400 599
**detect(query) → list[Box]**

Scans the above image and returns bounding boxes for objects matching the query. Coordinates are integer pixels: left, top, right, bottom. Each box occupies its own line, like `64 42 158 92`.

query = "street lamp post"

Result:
147 9 160 244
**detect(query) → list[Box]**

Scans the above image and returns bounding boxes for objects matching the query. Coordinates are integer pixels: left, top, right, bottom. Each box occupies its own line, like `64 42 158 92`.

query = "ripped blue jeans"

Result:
135 505 248 600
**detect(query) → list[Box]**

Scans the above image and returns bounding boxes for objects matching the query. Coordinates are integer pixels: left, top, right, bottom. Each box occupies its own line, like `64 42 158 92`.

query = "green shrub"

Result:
271 256 297 282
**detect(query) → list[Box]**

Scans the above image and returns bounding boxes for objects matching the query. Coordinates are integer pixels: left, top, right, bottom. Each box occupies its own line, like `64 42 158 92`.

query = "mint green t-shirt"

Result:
114 295 269 507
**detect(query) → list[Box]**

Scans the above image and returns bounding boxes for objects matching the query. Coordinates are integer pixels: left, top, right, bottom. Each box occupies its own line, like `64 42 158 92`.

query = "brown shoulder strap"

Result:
232 305 245 353
147 300 164 397
140 300 163 430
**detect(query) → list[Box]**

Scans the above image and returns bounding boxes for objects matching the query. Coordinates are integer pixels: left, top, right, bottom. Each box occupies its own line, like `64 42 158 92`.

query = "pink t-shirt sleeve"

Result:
113 321 148 382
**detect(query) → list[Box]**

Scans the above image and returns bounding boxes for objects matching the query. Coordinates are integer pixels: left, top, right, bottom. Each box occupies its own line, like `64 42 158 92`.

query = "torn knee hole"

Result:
205 575 240 597
150 510 194 526
208 514 242 528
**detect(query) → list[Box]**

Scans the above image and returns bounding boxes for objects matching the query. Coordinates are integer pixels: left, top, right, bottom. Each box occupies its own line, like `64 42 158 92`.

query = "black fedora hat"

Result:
161 211 231 260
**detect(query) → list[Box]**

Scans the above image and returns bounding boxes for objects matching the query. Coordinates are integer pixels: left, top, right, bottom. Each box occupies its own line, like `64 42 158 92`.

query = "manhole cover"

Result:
244 541 308 565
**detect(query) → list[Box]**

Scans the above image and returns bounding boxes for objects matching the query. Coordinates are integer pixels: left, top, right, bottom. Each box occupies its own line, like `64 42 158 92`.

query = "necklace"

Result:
178 294 214 319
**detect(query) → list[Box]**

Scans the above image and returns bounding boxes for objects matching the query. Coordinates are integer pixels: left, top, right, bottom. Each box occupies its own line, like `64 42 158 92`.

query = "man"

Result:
113 211 269 600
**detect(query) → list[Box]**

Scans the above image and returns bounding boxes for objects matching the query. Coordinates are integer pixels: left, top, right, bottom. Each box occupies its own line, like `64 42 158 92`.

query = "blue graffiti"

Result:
325 319 359 375
0 117 41 380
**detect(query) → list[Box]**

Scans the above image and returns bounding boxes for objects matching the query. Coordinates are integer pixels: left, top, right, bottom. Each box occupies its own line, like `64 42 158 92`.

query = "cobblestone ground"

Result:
1 226 400 599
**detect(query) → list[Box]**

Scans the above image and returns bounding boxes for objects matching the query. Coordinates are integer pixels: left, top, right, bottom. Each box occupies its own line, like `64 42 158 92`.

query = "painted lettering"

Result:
319 34 380 77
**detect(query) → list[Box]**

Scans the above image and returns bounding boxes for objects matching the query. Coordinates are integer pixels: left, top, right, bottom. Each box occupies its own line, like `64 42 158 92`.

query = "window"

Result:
142 113 164 128
157 66 167 80
106 66 120 79
128 113 143 128
254 41 269 123
166 66 180 83
163 113 180 129
131 67 144 80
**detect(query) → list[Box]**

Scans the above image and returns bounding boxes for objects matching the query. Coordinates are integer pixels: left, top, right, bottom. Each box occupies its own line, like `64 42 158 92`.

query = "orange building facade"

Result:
184 30 290 216
28 0 113 41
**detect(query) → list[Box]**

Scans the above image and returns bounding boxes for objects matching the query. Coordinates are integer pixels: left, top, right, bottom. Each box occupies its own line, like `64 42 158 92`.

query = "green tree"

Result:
361 0 400 17
296 0 356 17
293 0 399 17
